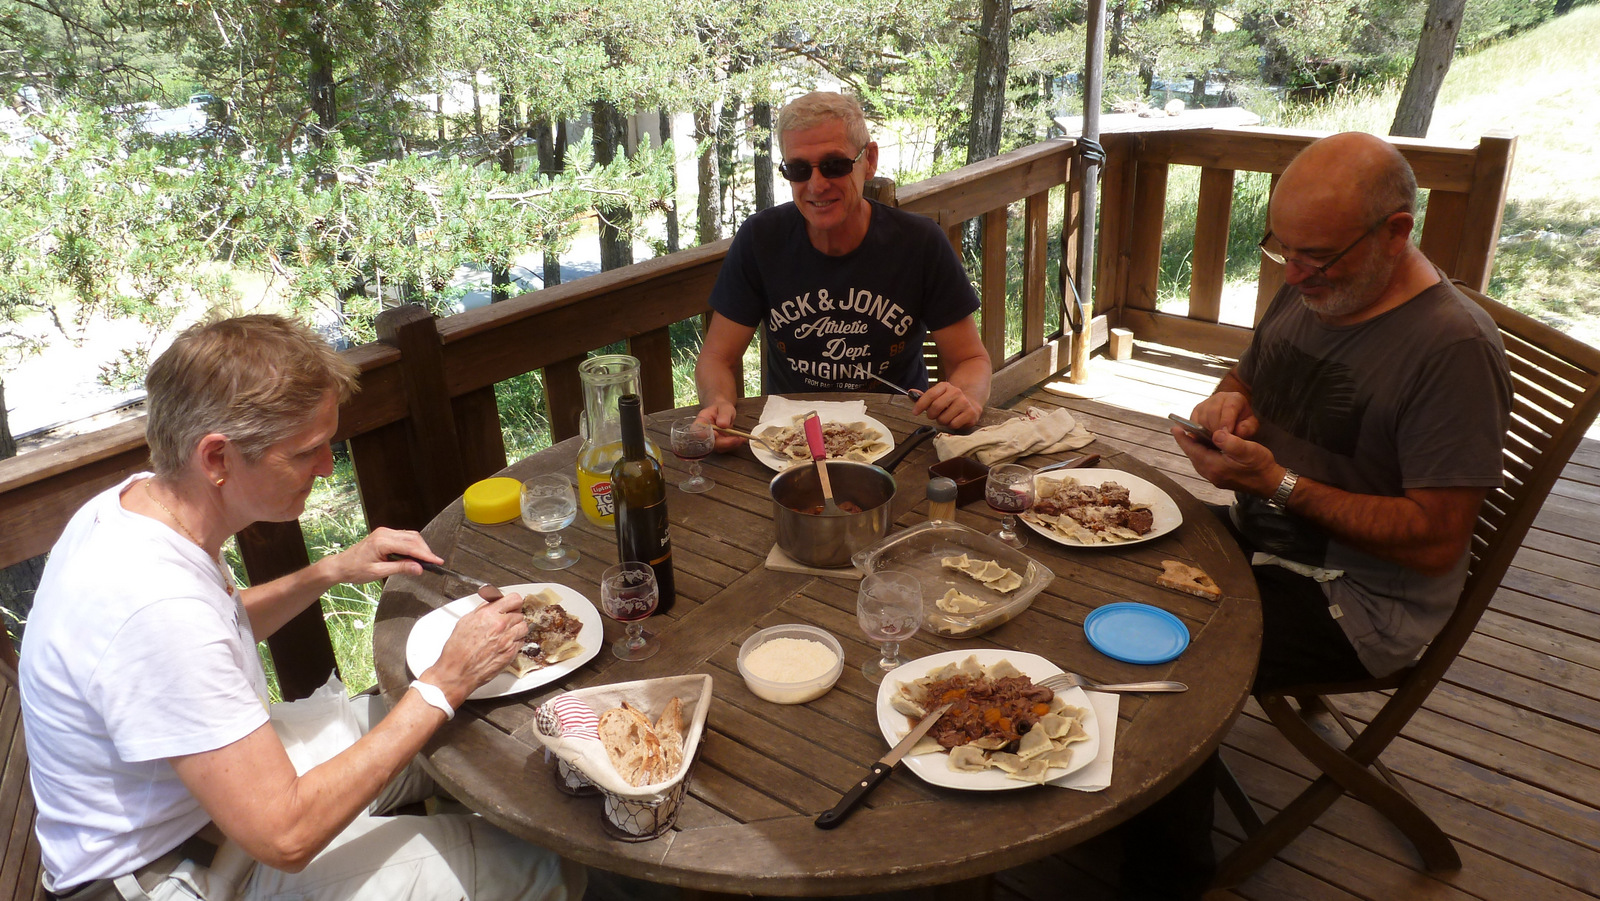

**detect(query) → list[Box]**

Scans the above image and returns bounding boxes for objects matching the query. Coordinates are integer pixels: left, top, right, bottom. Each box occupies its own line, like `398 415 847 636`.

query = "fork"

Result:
1041 671 1187 694
713 425 780 454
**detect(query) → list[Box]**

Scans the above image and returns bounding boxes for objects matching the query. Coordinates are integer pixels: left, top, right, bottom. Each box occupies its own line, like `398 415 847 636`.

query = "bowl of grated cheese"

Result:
737 624 844 704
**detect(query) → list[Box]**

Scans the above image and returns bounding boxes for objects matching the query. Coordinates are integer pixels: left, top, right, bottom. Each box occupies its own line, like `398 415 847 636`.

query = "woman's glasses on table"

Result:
520 475 580 570
599 562 660 660
985 463 1035 548
670 417 716 494
857 571 922 684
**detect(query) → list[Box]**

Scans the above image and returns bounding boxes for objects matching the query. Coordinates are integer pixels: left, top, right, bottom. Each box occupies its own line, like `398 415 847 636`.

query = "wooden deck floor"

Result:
990 342 1600 901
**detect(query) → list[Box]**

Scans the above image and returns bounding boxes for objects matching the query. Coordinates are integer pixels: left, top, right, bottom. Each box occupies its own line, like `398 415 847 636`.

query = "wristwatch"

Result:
1266 469 1299 511
410 680 455 720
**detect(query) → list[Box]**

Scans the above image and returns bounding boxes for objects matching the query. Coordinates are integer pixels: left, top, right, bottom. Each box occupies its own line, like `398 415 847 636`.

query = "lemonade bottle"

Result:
574 355 658 526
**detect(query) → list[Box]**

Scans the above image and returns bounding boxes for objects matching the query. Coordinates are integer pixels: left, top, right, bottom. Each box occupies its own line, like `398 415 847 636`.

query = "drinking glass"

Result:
986 463 1036 548
670 417 716 493
599 562 660 660
521 475 580 570
856 571 923 684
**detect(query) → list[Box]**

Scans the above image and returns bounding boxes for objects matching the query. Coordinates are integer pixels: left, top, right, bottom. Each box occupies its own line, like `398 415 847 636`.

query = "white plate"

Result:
405 582 603 700
875 649 1100 791
1020 469 1183 548
749 413 896 472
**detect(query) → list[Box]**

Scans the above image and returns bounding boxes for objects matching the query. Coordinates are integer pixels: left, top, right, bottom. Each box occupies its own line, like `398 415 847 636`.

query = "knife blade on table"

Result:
1035 453 1102 474
815 701 954 829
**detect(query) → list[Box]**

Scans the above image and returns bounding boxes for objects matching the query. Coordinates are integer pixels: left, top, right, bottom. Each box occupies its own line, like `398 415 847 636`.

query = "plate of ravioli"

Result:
851 521 1054 638
876 650 1100 790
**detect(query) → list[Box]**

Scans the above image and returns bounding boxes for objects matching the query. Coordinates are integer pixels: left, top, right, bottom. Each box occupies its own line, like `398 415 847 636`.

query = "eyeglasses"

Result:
1258 209 1405 278
778 146 867 183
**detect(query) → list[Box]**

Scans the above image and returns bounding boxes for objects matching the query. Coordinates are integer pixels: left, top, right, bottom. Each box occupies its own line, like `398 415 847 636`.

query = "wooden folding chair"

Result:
1213 283 1600 887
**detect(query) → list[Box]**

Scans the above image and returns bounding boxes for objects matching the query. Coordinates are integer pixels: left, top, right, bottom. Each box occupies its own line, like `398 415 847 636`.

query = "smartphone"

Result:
1168 413 1217 449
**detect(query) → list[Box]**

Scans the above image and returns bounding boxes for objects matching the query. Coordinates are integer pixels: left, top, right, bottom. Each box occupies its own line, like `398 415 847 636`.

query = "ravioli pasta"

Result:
757 415 889 465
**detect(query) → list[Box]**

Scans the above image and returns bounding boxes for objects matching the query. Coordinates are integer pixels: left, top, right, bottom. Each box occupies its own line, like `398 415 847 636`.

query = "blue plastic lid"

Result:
1083 602 1190 665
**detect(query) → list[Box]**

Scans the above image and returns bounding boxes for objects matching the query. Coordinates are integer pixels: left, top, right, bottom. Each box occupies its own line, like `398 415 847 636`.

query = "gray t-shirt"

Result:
1235 277 1510 676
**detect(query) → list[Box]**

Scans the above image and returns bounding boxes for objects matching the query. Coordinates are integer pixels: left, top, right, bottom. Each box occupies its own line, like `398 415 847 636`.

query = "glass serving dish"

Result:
850 521 1055 637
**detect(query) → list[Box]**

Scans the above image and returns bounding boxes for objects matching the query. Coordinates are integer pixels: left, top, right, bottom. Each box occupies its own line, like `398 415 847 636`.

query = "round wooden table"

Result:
373 395 1261 897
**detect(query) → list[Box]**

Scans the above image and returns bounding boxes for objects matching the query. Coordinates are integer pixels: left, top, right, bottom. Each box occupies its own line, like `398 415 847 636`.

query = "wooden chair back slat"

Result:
0 663 45 901
1214 282 1600 888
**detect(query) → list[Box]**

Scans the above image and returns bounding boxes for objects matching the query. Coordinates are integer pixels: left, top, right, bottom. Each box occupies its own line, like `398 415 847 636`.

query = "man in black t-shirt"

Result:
694 91 992 448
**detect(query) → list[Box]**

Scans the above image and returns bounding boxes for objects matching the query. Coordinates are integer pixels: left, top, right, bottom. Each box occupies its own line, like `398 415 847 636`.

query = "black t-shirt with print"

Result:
709 201 980 394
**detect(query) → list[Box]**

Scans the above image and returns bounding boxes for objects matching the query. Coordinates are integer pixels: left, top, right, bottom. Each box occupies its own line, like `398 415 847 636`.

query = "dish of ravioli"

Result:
405 582 603 700
875 650 1100 791
749 412 894 471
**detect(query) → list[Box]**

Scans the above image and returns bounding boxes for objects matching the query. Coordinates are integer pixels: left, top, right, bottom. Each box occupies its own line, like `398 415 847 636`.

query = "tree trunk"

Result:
0 380 14 461
492 90 518 302
717 92 743 231
593 99 633 270
436 74 447 143
1556 0 1574 14
0 380 44 657
543 121 567 287
471 76 484 145
1390 0 1467 138
660 110 681 253
695 104 720 245
753 101 774 211
306 26 338 147
967 0 1011 165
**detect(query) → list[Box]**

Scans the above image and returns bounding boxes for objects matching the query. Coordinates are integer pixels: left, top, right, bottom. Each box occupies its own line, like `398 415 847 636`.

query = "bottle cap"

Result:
463 477 523 524
928 477 958 503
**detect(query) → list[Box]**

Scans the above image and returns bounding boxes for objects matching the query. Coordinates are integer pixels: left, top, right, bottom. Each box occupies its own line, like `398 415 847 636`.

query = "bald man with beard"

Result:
1120 133 1511 900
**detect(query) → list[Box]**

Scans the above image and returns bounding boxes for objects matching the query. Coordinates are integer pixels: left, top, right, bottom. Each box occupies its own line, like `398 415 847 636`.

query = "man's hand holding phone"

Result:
1168 413 1217 449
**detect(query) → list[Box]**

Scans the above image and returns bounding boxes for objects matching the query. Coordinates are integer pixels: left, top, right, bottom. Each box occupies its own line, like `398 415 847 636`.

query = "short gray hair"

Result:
776 92 870 157
145 314 359 477
1365 149 1418 222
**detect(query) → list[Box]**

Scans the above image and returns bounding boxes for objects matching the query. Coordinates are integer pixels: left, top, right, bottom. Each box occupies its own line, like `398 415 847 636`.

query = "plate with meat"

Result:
1019 470 1182 547
875 649 1100 791
749 413 894 472
406 582 603 700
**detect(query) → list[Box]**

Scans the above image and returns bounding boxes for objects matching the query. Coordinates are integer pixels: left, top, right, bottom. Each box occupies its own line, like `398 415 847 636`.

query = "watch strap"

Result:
410 680 455 719
1268 469 1299 509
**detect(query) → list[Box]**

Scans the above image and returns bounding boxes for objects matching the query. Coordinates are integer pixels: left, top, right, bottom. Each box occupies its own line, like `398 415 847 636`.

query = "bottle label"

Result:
588 480 614 519
617 499 671 562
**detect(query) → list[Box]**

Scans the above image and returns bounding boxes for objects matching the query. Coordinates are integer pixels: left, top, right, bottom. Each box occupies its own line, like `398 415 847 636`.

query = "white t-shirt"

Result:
20 474 270 890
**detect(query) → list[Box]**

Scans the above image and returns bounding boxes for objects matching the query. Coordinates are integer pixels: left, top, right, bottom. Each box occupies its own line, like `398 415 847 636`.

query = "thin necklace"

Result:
144 479 236 591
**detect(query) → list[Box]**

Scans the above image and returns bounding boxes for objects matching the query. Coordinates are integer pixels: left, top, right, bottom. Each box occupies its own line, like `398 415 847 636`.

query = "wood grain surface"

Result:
373 395 1262 896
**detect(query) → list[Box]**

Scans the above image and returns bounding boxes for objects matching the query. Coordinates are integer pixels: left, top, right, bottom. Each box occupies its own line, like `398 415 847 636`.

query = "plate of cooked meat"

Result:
406 582 602 700
875 649 1099 790
1019 470 1182 547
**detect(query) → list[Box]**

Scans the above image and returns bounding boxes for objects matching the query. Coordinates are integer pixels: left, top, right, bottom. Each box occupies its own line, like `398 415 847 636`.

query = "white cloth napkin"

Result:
760 396 869 427
933 406 1094 465
1050 690 1119 791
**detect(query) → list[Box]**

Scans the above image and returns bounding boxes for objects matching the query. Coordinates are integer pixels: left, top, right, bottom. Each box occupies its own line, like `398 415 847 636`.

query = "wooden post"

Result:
1189 167 1236 323
1455 132 1517 291
376 305 470 518
545 357 585 443
1070 0 1106 384
239 520 335 701
980 206 1008 367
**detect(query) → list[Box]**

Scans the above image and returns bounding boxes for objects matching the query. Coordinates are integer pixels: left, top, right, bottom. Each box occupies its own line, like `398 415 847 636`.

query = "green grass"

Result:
1153 4 1600 345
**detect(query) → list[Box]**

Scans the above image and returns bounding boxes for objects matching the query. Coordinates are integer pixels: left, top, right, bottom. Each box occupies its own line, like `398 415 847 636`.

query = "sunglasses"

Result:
778 146 867 183
1258 208 1406 278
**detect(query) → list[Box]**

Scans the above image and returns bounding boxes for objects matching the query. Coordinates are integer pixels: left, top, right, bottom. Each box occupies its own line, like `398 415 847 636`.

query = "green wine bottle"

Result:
611 394 675 613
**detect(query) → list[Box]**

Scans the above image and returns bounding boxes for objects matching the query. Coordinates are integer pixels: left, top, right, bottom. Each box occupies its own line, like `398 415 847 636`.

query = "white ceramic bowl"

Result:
737 624 844 704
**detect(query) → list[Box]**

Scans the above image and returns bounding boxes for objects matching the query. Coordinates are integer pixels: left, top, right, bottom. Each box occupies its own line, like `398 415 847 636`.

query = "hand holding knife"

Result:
815 701 953 829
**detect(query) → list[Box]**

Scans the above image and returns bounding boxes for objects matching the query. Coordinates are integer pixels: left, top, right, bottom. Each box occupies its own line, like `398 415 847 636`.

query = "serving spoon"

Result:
803 412 846 516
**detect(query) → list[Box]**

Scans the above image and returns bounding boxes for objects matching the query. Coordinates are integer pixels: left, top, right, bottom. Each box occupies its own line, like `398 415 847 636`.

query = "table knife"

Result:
1036 453 1101 474
815 701 954 829
388 555 504 599
866 371 924 399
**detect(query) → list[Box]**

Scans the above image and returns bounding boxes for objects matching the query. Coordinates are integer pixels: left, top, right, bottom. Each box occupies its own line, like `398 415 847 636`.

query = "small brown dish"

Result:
929 456 990 506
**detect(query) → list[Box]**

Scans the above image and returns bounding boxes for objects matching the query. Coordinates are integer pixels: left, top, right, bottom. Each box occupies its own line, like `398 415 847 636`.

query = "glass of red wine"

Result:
599 562 660 660
670 417 716 493
985 463 1036 548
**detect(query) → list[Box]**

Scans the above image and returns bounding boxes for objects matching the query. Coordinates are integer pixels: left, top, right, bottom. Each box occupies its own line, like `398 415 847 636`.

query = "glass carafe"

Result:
574 354 658 526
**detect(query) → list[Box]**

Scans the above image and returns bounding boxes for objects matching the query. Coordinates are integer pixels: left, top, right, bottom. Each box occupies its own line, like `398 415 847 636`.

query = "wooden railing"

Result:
0 123 1516 698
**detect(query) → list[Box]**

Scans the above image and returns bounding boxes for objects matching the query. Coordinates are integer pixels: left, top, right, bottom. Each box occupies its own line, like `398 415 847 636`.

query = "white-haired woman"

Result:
21 315 583 901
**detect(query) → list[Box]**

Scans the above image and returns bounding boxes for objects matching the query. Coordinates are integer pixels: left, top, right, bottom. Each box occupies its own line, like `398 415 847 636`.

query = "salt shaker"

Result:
927 477 958 522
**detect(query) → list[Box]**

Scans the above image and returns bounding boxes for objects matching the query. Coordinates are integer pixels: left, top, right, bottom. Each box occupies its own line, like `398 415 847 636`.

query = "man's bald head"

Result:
1275 132 1417 226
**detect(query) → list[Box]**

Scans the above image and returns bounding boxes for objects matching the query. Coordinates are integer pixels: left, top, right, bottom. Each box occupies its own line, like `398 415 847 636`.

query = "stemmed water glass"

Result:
599 562 660 660
857 571 923 684
986 463 1036 548
521 475 580 570
670 417 716 493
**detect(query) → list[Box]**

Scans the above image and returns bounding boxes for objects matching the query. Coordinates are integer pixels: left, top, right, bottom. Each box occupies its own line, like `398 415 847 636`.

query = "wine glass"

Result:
986 463 1036 548
599 562 660 660
521 475 580 570
670 417 716 493
857 571 922 684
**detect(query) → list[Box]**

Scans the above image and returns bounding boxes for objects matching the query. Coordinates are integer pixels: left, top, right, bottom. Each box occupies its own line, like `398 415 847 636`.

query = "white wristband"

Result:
410 680 455 720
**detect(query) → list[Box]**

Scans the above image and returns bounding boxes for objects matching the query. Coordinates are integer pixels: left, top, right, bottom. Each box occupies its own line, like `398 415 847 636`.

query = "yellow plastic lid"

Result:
463 477 522 524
